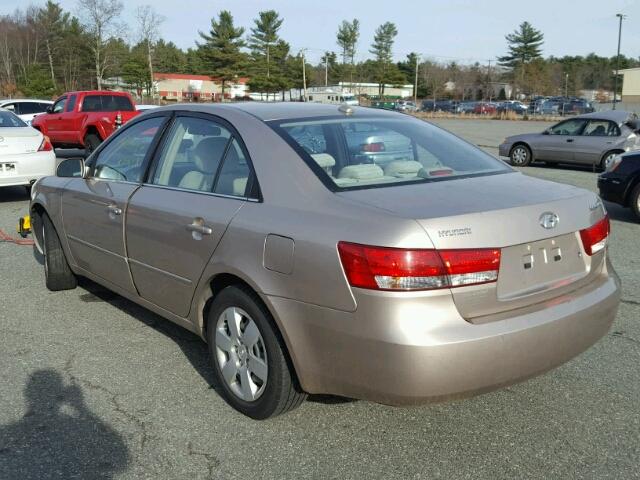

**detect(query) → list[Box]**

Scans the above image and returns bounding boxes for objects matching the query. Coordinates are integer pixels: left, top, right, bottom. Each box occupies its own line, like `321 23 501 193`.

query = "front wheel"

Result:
510 144 532 167
207 286 306 419
630 183 640 222
42 213 77 291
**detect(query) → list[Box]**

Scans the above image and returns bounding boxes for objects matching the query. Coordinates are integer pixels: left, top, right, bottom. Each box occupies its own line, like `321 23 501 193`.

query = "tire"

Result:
630 183 640 222
84 133 101 157
42 213 77 291
207 285 306 419
600 150 623 171
509 144 532 167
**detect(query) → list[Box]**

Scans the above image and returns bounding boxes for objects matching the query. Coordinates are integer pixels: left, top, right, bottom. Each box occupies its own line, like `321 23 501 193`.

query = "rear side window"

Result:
0 111 27 127
274 116 509 190
82 95 134 112
583 120 620 137
18 102 47 115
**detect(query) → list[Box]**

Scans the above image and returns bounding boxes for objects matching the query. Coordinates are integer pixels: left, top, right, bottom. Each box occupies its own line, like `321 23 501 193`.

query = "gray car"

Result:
30 103 620 419
499 110 640 169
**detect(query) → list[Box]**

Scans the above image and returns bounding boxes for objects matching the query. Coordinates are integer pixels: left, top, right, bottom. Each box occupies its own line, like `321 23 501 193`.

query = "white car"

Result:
0 99 54 125
0 109 57 189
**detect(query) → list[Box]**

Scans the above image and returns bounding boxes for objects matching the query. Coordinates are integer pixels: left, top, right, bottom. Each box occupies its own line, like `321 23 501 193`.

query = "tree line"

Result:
1 2 638 101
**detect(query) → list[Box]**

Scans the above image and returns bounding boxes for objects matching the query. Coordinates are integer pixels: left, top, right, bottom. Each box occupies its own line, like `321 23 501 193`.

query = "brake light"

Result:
38 135 53 152
579 215 610 255
361 142 385 153
337 242 501 291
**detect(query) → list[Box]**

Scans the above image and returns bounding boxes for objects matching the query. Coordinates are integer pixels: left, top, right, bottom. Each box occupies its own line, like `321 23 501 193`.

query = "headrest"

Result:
338 164 384 180
187 122 221 136
194 137 228 171
383 160 422 178
311 153 336 169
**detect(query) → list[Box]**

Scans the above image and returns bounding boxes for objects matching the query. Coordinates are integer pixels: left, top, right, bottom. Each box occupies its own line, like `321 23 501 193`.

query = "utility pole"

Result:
487 59 492 103
325 55 328 86
613 13 626 110
301 49 307 102
414 54 419 105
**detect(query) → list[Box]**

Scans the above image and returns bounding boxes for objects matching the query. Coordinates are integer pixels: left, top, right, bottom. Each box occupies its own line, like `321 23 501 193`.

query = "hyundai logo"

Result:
539 212 559 229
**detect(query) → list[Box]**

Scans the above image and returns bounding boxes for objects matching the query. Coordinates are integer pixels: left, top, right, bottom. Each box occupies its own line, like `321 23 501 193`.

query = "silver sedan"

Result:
499 110 639 169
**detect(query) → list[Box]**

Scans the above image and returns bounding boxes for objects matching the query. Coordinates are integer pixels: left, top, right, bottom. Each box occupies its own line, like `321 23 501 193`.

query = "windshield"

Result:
0 110 27 127
273 116 510 190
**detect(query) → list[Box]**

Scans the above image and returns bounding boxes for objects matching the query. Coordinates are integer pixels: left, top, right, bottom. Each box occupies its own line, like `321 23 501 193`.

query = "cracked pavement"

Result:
1 119 639 479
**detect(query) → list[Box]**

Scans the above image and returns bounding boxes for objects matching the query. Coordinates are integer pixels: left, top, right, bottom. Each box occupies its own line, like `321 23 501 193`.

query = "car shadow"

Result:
529 161 600 173
77 278 218 391
0 369 130 479
0 186 30 203
604 201 638 224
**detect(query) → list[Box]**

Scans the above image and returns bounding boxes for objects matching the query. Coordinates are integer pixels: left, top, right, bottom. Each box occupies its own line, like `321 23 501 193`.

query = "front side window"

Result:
274 116 510 189
150 117 231 193
583 120 620 137
52 97 67 113
92 116 165 182
65 95 77 112
549 119 586 135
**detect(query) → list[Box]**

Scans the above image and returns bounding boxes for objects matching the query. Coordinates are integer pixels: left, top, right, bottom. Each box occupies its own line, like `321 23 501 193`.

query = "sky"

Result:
3 0 640 65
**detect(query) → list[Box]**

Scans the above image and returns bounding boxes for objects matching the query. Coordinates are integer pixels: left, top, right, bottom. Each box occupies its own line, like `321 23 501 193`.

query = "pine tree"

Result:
370 22 405 96
198 10 247 100
336 19 359 83
249 10 283 79
498 21 544 69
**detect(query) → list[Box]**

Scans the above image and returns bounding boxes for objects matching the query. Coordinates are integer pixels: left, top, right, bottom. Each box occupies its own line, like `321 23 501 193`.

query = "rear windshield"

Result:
0 110 27 127
272 116 510 190
81 95 134 112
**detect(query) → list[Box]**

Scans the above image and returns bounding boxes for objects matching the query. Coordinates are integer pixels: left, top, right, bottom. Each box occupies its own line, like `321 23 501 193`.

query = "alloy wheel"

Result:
215 306 268 402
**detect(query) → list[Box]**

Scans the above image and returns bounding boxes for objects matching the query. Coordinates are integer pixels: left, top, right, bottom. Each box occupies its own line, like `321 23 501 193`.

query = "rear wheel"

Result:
601 150 623 171
84 133 101 157
207 285 306 419
42 213 77 291
510 144 532 166
630 183 640 222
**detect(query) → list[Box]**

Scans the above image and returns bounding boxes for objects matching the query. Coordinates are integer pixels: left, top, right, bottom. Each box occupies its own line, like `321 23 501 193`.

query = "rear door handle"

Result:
186 218 213 238
566 138 574 143
107 204 122 216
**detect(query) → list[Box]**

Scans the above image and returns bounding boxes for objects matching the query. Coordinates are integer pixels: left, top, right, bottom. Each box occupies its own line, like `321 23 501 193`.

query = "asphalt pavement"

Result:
0 119 638 479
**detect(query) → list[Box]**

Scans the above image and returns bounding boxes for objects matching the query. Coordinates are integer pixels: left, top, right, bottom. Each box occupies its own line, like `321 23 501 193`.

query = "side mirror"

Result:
46 106 53 114
56 158 85 178
542 128 550 135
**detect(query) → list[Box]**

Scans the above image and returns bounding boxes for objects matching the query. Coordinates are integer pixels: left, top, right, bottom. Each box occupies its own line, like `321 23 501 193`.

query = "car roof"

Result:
575 110 635 123
155 102 400 122
0 98 53 104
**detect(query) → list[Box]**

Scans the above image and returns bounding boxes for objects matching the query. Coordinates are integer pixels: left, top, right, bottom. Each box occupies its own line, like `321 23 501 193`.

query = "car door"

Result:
125 113 255 317
535 118 587 162
576 119 621 166
60 114 169 292
45 96 68 138
56 94 78 143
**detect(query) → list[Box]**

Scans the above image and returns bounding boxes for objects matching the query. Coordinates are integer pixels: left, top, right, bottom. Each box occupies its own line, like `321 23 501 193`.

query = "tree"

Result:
36 1 69 89
198 10 247 100
498 21 544 87
153 40 187 73
369 22 404 96
17 63 55 97
135 5 164 97
77 0 124 90
336 19 359 84
249 10 283 79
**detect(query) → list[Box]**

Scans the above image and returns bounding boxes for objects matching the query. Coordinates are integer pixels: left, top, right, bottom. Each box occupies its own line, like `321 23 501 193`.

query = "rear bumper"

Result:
269 260 620 404
0 151 56 187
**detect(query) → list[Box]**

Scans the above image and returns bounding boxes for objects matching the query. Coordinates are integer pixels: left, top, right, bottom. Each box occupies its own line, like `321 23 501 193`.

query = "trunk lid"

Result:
0 127 42 155
337 172 607 319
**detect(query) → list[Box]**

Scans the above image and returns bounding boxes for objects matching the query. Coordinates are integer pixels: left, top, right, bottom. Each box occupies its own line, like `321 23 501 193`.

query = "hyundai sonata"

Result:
30 103 620 419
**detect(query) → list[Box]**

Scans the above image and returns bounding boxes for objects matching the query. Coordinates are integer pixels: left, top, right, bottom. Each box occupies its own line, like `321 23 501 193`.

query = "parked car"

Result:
30 103 619 419
370 100 396 110
528 98 560 115
455 101 477 114
0 99 53 125
497 101 527 115
394 100 418 112
561 99 595 115
473 102 497 114
0 109 56 190
499 110 640 169
31 90 139 154
598 150 640 221
421 99 455 112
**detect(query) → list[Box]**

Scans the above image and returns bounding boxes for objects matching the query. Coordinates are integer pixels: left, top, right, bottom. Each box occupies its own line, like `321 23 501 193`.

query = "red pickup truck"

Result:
31 91 140 153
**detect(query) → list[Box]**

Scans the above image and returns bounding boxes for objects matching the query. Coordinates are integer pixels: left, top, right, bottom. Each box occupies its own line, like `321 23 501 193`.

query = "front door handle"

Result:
186 218 213 239
107 204 122 216
566 138 574 143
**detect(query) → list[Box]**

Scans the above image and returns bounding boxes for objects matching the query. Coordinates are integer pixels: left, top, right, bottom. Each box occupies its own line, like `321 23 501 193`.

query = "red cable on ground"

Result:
0 228 34 246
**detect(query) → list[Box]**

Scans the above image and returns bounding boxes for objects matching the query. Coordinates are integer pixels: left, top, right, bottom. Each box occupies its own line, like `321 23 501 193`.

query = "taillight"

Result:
579 215 610 256
361 142 385 153
337 242 501 291
38 135 53 152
